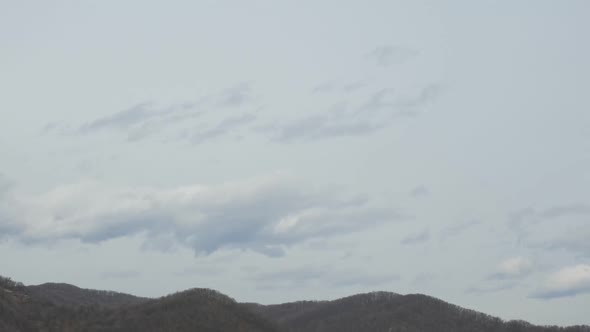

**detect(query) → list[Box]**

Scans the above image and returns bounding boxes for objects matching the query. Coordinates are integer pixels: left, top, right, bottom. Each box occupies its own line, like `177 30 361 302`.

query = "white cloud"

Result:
490 257 534 279
531 264 590 299
0 174 404 257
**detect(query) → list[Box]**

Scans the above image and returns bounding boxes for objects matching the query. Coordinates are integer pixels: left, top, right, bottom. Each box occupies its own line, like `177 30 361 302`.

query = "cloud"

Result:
489 257 534 280
64 101 205 142
312 82 337 94
545 231 590 258
45 83 255 142
367 46 419 67
394 84 442 108
508 204 590 234
0 175 24 238
507 204 590 257
400 229 429 245
215 83 253 107
409 185 430 197
46 79 440 145
251 265 399 290
0 174 405 257
262 84 441 143
466 257 532 295
0 173 13 196
439 220 482 242
507 208 537 243
186 113 257 145
531 264 590 299
78 102 159 134
539 204 590 219
261 113 384 143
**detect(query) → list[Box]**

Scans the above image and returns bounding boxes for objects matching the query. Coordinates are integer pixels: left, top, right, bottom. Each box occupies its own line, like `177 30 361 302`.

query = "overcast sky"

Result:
1 0 590 326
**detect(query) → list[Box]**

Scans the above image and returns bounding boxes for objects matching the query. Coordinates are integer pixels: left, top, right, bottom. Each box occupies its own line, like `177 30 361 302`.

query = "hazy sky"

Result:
1 0 590 326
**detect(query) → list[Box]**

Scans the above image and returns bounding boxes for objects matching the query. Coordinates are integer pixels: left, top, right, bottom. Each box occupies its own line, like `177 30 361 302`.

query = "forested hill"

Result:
1 275 589 332
245 292 590 332
0 275 281 332
26 282 148 309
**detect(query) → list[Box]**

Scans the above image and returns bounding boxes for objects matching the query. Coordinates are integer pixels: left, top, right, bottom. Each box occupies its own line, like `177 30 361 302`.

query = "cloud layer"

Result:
508 204 590 258
42 45 441 146
489 257 534 280
531 264 590 299
260 84 441 143
44 84 255 143
0 174 404 257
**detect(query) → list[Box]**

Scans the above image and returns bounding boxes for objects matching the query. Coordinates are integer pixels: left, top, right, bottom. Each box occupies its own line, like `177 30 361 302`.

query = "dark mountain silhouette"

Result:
26 283 148 309
0 275 281 332
1 275 589 332
245 292 590 332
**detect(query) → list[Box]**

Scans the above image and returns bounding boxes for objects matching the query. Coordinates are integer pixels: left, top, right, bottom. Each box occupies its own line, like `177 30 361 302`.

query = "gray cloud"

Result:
530 264 590 299
44 84 255 142
0 174 405 257
507 208 537 244
78 102 158 134
409 185 430 197
45 80 440 145
216 83 253 107
400 229 430 245
261 114 384 143
0 174 24 238
467 258 532 294
367 46 420 67
262 84 441 143
395 84 441 108
539 204 590 219
0 173 12 196
187 113 257 145
544 231 590 258
507 204 590 257
67 101 204 142
439 220 482 242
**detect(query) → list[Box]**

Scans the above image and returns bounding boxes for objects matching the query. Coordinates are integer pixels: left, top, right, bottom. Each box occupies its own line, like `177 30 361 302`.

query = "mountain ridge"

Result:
1 275 589 332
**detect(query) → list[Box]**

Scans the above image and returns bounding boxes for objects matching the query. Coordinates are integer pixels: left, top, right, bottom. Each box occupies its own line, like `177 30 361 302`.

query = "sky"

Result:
1 0 590 326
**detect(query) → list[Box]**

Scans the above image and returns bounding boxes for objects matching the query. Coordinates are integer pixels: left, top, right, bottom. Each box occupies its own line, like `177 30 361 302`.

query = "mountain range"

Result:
1 275 588 332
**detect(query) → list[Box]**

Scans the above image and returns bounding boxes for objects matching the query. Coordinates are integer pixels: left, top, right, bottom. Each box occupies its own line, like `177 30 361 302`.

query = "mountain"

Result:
1 275 589 332
62 288 282 332
244 292 590 332
26 283 148 309
0 275 281 332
